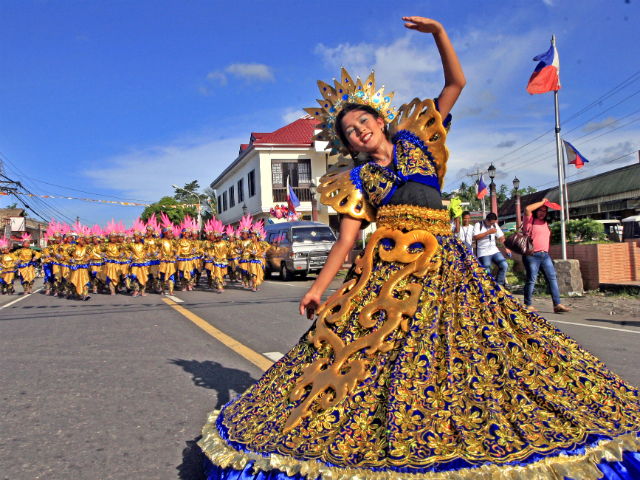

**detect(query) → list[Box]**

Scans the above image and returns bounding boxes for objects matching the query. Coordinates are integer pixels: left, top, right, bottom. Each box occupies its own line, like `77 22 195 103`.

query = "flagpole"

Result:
561 141 571 222
554 87 567 260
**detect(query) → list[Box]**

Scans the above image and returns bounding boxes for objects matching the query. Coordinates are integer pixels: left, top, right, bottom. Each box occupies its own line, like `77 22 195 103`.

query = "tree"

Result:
496 184 509 206
141 196 199 225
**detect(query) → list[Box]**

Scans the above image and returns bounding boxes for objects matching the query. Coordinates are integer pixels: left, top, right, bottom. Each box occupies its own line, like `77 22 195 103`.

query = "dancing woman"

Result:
198 16 640 480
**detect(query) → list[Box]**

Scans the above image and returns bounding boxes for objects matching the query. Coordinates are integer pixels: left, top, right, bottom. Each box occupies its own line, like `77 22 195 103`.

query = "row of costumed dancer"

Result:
0 212 271 299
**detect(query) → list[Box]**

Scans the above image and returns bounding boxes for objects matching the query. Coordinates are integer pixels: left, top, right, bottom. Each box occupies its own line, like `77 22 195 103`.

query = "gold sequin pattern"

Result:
201 234 640 474
376 204 452 235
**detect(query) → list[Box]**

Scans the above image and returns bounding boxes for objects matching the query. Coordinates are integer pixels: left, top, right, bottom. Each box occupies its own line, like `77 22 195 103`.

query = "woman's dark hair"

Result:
531 206 550 223
335 103 391 163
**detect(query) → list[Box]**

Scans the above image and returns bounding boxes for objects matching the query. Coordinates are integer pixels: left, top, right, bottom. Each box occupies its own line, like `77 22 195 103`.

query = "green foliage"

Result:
141 196 199 225
451 182 537 211
550 219 606 244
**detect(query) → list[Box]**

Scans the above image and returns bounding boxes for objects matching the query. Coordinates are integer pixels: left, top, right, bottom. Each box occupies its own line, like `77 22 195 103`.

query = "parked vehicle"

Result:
622 215 640 243
594 219 623 242
264 221 337 280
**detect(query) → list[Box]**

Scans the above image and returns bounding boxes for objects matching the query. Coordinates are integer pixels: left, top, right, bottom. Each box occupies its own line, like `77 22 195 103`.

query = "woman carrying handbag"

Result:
522 198 570 313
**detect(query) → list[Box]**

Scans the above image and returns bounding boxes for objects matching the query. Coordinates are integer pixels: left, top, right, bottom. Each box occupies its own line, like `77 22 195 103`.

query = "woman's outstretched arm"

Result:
299 215 362 319
403 16 466 119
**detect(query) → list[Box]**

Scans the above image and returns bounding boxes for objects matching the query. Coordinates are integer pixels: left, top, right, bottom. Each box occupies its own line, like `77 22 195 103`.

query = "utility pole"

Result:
467 167 488 218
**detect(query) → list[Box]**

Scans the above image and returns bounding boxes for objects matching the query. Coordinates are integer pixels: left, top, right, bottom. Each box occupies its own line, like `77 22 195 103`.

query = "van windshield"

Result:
291 227 336 243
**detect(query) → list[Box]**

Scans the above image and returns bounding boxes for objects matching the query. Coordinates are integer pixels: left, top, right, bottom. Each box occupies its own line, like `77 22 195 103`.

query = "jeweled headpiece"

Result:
20 232 33 243
132 217 145 235
0 237 9 249
238 214 253 234
303 67 398 156
225 225 236 237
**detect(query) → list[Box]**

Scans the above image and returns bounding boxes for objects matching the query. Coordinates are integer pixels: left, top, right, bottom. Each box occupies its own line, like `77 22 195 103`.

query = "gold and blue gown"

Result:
198 99 640 480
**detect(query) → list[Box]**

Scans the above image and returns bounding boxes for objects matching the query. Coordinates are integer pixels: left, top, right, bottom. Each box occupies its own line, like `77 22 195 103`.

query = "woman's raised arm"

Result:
403 16 465 119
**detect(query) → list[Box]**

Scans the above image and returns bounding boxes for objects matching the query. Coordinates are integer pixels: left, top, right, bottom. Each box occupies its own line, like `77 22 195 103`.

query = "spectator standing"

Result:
456 211 474 253
473 212 511 286
522 198 570 313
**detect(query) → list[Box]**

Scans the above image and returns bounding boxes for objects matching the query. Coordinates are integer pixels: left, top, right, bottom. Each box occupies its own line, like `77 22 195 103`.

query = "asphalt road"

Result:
1 275 639 480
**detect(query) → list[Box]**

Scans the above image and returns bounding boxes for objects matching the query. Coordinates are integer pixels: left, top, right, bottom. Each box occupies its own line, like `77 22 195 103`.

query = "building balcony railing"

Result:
272 187 313 203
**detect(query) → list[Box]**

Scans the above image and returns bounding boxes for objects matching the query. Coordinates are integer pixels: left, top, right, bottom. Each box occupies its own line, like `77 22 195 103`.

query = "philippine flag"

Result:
286 176 301 213
526 36 561 95
477 175 488 200
563 140 590 169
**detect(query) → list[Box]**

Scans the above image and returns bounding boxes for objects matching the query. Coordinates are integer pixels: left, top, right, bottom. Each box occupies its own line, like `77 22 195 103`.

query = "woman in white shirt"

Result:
472 212 511 286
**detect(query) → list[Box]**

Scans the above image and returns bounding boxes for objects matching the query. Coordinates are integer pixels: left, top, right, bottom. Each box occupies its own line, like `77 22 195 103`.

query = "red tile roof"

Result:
240 143 250 152
252 116 319 146
250 133 269 140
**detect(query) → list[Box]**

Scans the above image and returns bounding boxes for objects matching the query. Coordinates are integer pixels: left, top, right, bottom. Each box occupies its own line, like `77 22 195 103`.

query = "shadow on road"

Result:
585 318 640 328
169 359 256 409
177 435 206 480
170 359 258 480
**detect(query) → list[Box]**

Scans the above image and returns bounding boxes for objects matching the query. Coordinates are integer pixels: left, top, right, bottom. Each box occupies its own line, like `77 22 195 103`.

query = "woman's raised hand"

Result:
299 290 322 320
402 17 443 34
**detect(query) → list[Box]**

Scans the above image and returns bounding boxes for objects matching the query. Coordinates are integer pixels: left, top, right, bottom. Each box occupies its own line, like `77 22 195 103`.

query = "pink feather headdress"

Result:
105 219 118 237
252 219 266 239
225 225 236 237
132 217 146 235
238 214 253 234
172 224 182 238
0 237 9 249
145 213 159 235
159 212 174 234
60 222 72 238
73 221 87 238
20 232 33 242
91 225 104 238
47 219 59 239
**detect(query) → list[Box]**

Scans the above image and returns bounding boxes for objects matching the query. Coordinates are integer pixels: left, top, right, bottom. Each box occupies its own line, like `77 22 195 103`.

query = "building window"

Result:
298 159 311 184
222 191 228 211
237 179 244 203
229 185 235 207
248 170 256 197
217 195 222 214
270 159 311 187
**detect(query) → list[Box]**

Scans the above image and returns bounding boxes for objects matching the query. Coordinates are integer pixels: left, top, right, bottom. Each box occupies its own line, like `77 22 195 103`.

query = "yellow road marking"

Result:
162 297 274 371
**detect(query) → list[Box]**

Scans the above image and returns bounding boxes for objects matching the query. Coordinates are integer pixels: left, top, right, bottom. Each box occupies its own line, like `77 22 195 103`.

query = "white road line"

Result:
262 351 285 362
550 319 640 335
166 295 184 303
265 281 300 287
0 287 44 310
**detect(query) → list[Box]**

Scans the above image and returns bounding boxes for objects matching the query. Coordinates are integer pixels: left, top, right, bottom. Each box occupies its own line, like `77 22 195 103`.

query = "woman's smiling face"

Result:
340 109 386 153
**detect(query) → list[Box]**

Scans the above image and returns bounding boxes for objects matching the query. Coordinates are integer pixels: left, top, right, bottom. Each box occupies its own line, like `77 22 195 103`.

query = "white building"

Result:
210 115 341 230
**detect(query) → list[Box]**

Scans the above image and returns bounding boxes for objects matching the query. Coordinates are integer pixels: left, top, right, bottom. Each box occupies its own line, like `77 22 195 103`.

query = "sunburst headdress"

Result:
303 67 399 156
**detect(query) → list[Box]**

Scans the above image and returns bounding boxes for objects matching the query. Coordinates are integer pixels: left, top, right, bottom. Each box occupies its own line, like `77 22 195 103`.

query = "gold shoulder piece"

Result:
389 98 449 189
317 157 376 225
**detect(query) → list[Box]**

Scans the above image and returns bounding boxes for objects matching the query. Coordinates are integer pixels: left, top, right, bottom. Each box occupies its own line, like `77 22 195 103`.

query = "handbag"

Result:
504 226 535 256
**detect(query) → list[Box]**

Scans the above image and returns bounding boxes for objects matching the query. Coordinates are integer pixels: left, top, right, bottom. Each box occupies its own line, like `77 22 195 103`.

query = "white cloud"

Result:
206 71 228 86
84 135 245 205
543 0 554 5
582 116 617 132
282 108 305 124
225 63 275 82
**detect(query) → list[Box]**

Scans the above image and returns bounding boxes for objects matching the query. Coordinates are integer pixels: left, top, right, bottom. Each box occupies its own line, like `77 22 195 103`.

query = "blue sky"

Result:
1 0 638 225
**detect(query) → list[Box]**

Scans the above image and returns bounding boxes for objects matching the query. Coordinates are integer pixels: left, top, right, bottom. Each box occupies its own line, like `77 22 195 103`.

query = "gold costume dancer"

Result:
205 219 228 293
65 225 92 300
41 237 54 295
100 221 125 295
237 215 255 289
176 216 197 291
0 238 17 295
225 226 240 283
14 232 42 294
144 214 161 293
158 213 178 295
89 226 106 294
127 220 151 297
49 226 66 297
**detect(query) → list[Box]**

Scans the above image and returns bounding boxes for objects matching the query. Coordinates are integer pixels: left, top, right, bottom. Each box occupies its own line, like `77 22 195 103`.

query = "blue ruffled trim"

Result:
213 263 228 269
130 261 154 267
228 257 240 261
16 261 37 269
105 259 130 265
176 256 196 261
89 262 105 267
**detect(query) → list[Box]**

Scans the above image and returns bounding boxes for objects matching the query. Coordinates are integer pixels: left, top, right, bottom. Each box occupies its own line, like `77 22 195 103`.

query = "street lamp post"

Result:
309 181 318 222
488 164 498 215
242 203 248 216
172 184 208 239
513 176 521 230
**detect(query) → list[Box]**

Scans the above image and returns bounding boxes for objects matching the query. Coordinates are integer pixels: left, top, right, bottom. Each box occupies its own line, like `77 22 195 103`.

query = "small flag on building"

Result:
477 174 488 199
563 139 590 169
527 36 561 95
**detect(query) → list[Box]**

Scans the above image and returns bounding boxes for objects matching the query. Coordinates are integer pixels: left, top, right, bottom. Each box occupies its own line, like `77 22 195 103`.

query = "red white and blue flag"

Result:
477 174 488 200
286 176 300 213
563 140 590 169
527 36 561 95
